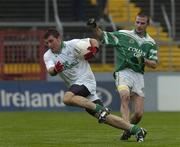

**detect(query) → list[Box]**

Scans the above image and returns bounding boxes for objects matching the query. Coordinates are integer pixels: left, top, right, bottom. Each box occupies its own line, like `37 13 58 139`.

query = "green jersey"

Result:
102 30 158 74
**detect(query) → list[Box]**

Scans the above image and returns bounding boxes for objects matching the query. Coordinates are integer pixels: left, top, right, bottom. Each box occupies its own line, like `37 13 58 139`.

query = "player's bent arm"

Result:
144 58 158 69
44 54 63 76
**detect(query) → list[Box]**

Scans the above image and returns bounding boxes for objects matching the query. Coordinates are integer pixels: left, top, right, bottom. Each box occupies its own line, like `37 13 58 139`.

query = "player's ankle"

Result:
130 124 140 135
94 104 103 113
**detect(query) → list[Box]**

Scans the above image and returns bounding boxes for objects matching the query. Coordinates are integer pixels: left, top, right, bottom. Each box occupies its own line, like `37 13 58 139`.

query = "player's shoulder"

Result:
64 38 90 48
118 29 132 34
64 38 90 44
116 30 134 37
43 49 52 59
146 33 156 44
64 39 79 45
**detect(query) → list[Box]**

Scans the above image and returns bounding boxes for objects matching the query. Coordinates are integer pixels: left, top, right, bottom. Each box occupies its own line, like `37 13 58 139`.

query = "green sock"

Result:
94 104 103 113
130 125 140 135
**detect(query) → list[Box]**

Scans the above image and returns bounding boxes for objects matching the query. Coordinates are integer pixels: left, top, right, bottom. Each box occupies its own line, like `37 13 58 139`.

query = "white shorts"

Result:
115 68 145 97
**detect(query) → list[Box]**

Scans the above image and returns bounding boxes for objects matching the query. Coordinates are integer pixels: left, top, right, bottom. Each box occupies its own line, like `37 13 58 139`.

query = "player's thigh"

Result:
114 71 132 99
132 72 145 97
114 70 133 87
68 84 91 97
64 84 90 103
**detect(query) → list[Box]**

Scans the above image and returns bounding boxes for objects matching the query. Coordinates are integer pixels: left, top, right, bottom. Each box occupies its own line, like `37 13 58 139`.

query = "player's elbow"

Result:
150 63 158 69
49 72 57 76
90 38 99 48
151 65 157 69
151 61 158 69
48 67 57 76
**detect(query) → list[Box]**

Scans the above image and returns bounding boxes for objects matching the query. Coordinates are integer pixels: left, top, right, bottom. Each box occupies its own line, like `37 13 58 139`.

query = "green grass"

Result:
0 111 179 147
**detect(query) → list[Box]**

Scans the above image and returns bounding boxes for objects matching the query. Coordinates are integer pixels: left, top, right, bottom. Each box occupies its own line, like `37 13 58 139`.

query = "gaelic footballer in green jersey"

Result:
87 11 157 141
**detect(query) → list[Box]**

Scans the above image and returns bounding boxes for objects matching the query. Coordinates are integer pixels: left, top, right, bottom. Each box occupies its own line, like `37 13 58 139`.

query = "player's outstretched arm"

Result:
87 18 104 40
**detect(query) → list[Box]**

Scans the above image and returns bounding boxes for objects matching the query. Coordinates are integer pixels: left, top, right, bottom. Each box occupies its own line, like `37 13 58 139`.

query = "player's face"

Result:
135 16 148 33
44 35 61 53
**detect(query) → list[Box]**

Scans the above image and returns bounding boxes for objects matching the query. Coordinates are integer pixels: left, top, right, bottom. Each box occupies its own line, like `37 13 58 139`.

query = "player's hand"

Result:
54 61 64 73
86 18 97 28
84 47 99 60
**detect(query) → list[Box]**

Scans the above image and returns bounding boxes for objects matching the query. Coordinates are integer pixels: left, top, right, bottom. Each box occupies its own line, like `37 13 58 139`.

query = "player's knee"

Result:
63 92 74 105
120 92 130 103
121 94 130 101
63 97 71 105
118 85 130 101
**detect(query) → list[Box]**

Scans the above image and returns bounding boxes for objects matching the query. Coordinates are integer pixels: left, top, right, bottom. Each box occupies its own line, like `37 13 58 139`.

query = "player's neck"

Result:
135 30 146 38
52 47 61 54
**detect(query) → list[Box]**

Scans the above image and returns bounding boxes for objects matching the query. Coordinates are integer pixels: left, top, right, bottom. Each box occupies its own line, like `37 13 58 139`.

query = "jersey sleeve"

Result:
101 31 121 46
71 38 90 58
43 52 55 70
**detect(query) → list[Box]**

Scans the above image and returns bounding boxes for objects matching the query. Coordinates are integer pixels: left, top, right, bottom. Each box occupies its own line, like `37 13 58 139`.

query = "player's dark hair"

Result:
44 28 60 39
137 11 150 25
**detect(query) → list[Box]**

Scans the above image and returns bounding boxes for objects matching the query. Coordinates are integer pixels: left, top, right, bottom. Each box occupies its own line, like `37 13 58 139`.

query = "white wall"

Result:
158 76 180 111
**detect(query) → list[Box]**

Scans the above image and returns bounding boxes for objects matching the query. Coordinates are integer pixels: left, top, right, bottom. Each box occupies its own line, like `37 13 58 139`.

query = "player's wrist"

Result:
84 47 98 60
143 58 148 64
91 47 99 54
54 61 64 73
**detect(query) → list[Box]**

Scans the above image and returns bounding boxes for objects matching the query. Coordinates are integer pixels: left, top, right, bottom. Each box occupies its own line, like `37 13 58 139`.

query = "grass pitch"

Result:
0 111 179 147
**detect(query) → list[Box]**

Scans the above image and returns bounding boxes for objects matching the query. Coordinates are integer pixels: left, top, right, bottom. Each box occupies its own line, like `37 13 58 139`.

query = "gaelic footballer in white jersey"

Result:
43 38 99 101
